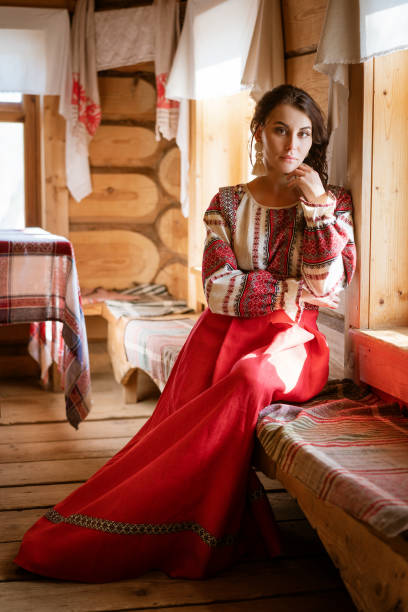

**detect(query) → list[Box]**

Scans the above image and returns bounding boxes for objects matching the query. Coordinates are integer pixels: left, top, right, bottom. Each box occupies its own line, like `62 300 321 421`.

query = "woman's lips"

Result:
280 156 297 161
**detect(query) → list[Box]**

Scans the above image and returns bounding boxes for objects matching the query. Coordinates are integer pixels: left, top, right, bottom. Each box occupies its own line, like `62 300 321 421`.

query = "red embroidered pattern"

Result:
219 186 244 241
202 184 356 319
267 208 297 277
252 206 262 269
202 239 236 282
72 74 102 137
223 276 236 314
236 271 278 318
156 73 180 110
302 224 348 265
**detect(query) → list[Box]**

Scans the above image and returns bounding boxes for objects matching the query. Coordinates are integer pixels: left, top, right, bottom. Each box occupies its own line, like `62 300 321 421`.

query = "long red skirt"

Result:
15 308 329 582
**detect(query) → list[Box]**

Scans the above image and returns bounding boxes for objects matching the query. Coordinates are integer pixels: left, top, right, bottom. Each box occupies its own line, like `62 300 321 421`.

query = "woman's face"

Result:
256 103 313 175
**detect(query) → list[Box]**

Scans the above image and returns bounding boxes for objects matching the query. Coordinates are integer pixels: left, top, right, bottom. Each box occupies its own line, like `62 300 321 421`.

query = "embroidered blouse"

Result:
202 184 356 321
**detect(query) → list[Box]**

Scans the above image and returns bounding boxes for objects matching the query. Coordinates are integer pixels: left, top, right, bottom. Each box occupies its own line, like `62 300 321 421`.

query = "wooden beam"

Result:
0 1 76 9
282 0 327 56
349 328 408 403
344 61 374 377
0 103 24 122
23 95 42 227
41 96 69 236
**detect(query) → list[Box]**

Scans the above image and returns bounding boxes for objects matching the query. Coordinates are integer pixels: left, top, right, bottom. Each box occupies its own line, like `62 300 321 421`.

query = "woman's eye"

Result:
275 127 286 135
299 132 311 138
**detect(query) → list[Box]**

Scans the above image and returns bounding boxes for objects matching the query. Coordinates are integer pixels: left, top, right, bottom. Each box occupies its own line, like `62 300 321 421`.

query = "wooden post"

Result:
41 96 69 237
344 61 373 378
23 95 42 227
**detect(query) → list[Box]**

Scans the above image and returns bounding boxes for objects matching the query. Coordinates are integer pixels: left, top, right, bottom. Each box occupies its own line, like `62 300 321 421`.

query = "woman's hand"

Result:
286 163 326 202
301 286 340 309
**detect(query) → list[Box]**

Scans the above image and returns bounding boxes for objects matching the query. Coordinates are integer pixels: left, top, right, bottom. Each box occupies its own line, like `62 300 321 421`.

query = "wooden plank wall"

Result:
346 50 408 386
369 50 408 328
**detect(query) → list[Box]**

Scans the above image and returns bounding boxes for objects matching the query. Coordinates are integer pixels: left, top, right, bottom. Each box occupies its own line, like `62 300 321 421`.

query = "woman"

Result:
15 85 356 583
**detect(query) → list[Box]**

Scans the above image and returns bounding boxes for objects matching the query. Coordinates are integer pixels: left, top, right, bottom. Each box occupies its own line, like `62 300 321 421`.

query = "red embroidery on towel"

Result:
72 74 102 137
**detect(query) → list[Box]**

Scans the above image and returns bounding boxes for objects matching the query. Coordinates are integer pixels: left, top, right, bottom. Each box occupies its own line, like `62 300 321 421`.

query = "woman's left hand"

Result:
286 163 326 202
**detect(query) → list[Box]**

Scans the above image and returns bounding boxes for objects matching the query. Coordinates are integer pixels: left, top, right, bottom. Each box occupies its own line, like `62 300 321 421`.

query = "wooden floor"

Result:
0 370 356 612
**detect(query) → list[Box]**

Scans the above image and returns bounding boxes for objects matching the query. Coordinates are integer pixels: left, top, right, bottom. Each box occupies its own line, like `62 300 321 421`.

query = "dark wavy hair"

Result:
250 84 329 187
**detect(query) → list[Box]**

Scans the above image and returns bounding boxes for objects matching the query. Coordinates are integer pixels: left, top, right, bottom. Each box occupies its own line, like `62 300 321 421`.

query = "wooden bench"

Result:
254 382 408 612
82 272 205 403
104 302 199 403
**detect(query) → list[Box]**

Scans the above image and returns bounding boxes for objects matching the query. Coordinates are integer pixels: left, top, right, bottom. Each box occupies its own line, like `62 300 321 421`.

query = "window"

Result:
0 92 41 229
0 93 24 228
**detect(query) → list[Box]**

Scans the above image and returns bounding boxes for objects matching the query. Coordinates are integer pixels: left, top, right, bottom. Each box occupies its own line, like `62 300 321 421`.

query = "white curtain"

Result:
314 0 408 185
241 0 284 102
0 7 71 111
0 4 101 203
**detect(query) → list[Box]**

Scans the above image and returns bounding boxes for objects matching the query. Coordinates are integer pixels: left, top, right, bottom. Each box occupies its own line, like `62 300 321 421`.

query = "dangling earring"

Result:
252 141 267 176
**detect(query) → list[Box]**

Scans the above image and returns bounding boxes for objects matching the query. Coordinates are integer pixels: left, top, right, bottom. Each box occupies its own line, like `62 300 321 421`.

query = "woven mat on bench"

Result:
83 283 194 318
257 379 408 538
124 318 197 391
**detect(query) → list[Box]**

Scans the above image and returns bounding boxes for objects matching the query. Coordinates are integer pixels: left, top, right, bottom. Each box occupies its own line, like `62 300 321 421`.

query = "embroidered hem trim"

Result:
44 508 236 548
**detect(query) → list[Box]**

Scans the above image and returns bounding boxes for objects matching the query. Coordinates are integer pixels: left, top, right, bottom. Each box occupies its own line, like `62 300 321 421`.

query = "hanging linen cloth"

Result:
0 4 100 203
94 5 155 71
241 0 284 102
154 0 180 141
0 7 71 98
314 0 408 185
166 0 259 100
66 0 101 202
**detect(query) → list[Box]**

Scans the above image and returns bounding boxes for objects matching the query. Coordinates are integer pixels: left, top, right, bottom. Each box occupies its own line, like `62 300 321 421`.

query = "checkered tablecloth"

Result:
0 228 91 428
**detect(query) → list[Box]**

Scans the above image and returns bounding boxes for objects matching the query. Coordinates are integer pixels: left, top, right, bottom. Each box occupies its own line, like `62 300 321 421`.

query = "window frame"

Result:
0 95 42 228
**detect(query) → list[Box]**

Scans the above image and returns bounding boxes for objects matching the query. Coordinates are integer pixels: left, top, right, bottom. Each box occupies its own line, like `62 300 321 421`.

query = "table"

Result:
0 228 91 428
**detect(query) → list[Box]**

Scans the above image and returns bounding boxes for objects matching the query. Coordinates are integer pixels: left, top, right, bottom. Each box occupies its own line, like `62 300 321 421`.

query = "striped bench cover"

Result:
124 318 197 391
257 379 408 538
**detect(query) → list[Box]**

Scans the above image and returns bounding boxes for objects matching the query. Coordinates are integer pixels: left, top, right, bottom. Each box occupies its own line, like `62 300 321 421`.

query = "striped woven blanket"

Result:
257 379 408 538
83 283 193 318
124 318 197 391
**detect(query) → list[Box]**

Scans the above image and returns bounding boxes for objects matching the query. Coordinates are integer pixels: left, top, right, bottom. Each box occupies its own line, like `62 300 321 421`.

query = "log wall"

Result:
70 62 188 300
